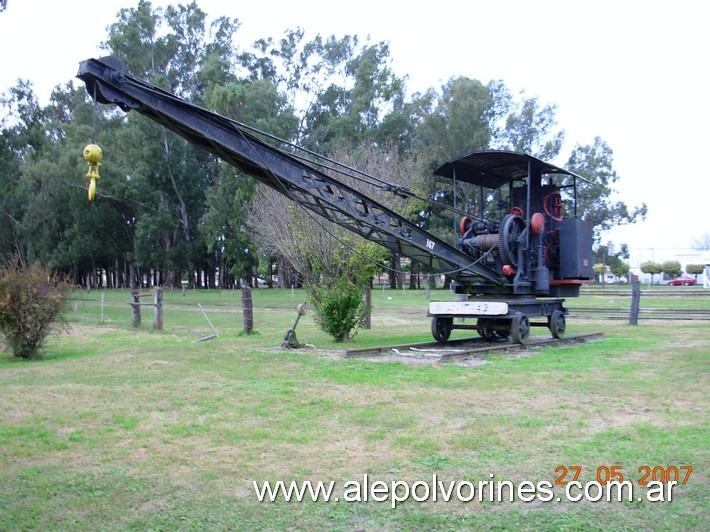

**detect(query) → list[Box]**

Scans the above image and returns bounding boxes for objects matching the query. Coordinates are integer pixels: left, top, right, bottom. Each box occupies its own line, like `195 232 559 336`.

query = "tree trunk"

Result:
390 253 400 289
129 262 137 290
409 264 417 290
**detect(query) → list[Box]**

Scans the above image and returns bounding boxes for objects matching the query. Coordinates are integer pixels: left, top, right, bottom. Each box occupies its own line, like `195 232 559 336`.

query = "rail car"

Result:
429 150 594 343
77 56 593 344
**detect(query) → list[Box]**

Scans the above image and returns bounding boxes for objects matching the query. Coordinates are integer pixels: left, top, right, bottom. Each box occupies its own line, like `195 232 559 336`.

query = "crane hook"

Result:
83 144 102 201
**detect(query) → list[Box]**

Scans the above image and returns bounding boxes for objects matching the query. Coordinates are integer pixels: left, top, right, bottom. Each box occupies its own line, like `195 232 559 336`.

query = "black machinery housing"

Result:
428 150 594 343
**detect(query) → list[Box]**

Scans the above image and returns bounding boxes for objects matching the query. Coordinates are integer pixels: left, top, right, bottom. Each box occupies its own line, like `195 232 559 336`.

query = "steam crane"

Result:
77 56 593 344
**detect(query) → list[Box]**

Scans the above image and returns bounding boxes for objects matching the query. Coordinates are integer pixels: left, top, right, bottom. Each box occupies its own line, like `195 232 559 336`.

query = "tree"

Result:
408 77 504 251
310 274 370 342
496 93 564 162
691 233 710 251
593 243 629 283
246 144 415 340
661 260 682 279
102 0 246 287
610 260 630 280
593 263 606 282
0 84 33 265
248 187 385 342
201 71 298 286
103 0 172 81
413 77 502 168
301 41 407 153
566 137 648 241
640 261 662 285
686 264 704 282
0 80 52 266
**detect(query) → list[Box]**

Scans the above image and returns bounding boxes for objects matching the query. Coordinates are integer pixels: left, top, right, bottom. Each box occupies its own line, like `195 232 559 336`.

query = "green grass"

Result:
0 287 708 530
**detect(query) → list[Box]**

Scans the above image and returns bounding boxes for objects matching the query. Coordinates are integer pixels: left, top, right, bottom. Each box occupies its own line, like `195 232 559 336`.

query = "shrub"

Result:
0 257 72 359
640 261 662 284
661 260 682 279
686 264 704 282
308 276 370 343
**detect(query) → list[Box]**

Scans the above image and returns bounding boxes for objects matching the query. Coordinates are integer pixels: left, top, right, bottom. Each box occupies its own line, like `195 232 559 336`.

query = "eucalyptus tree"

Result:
201 76 298 287
0 84 30 264
404 76 505 254
565 137 647 241
102 0 243 286
238 29 408 150
0 81 50 266
302 41 407 153
495 94 564 161
11 80 134 286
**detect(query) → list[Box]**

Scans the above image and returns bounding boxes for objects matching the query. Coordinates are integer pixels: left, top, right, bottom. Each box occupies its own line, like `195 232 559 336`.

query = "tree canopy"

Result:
0 0 641 289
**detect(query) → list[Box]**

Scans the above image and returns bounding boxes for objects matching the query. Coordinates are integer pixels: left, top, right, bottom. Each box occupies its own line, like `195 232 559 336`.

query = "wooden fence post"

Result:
629 279 641 325
242 285 253 334
131 290 141 327
154 287 163 329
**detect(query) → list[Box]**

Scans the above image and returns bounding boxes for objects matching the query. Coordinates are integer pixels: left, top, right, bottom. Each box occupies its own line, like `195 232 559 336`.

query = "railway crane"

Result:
77 56 594 344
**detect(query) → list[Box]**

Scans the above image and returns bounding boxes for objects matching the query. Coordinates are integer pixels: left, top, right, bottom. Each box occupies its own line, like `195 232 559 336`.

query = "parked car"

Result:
668 276 696 286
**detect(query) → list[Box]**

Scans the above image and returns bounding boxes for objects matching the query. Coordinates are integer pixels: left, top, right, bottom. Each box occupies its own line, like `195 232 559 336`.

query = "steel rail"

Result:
345 332 604 362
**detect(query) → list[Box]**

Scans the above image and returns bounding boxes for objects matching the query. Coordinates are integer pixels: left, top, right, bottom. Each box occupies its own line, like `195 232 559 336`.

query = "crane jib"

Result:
76 56 505 288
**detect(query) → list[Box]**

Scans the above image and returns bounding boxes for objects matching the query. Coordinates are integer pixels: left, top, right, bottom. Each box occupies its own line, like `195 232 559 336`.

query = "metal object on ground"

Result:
282 303 308 348
191 304 219 343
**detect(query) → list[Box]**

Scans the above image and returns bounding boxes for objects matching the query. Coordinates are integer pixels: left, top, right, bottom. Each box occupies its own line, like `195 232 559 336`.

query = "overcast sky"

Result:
1 0 708 266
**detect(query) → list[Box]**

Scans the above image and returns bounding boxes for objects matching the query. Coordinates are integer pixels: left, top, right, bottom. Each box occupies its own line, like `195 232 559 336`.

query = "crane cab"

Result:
428 150 594 343
434 150 594 297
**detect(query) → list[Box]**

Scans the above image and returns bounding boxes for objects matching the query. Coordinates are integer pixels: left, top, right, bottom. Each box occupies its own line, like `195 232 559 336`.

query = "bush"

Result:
0 258 72 359
308 277 370 342
661 260 682 279
640 261 662 284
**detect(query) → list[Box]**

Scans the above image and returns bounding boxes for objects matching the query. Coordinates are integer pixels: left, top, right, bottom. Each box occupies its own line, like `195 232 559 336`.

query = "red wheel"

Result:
510 206 524 218
459 216 472 236
544 191 563 222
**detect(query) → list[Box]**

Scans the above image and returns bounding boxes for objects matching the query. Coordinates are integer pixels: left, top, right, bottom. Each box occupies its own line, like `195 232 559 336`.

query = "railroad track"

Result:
580 289 710 296
568 308 710 320
345 332 604 364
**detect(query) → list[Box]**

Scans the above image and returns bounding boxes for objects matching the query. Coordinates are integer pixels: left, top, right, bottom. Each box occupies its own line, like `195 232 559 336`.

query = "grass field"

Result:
1 287 708 530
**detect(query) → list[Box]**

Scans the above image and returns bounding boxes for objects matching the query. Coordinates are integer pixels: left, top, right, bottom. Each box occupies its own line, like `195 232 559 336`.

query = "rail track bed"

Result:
345 332 604 364
569 308 710 320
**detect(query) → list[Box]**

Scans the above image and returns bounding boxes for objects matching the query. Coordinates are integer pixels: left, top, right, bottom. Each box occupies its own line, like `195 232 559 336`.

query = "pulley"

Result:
498 213 525 267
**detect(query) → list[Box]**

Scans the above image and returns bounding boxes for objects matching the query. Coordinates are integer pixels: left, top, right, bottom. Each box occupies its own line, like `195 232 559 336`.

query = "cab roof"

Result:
433 150 587 189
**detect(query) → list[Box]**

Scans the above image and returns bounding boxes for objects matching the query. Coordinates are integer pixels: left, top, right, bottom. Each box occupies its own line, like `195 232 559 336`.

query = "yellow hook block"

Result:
83 144 102 201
